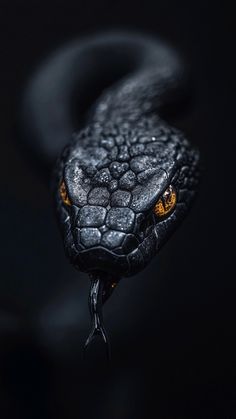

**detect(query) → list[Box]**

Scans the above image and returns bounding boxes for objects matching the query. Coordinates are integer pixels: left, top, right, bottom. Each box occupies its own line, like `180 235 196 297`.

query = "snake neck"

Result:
93 73 181 128
20 33 184 173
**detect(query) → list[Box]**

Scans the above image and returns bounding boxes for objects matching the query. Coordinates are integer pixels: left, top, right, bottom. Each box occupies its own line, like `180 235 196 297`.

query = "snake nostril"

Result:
139 218 147 232
138 213 154 237
70 205 79 228
123 234 140 253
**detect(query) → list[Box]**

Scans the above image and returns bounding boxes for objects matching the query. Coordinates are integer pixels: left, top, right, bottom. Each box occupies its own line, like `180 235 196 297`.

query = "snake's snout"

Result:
67 203 143 274
73 225 141 275
75 246 130 275
61 201 159 276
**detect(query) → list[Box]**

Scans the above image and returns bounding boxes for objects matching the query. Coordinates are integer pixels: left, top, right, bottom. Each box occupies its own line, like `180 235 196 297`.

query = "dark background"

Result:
0 1 236 418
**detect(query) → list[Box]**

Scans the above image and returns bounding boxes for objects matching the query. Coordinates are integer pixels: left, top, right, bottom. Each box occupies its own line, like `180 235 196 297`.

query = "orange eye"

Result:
154 185 177 218
59 181 72 206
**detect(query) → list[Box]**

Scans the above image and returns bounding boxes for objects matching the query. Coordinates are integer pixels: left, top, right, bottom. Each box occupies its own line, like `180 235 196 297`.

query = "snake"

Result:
20 33 200 356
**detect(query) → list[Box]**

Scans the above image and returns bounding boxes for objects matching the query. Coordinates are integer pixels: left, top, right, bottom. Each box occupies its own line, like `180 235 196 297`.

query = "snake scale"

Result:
21 33 200 356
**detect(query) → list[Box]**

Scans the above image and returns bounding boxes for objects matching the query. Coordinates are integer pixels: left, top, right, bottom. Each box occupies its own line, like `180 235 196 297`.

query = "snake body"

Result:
21 33 199 353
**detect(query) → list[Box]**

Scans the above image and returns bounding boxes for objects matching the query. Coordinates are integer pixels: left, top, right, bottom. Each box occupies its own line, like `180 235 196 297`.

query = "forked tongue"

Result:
84 271 120 360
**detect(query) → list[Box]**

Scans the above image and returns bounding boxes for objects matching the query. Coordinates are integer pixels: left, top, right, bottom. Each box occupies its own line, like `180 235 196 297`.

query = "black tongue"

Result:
83 271 120 360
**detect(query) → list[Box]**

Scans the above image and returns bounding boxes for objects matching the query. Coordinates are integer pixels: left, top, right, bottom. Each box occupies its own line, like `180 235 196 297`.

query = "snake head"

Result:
54 121 199 277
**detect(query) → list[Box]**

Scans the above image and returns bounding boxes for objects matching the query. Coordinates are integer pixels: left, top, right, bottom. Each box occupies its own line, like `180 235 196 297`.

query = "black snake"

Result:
21 33 200 356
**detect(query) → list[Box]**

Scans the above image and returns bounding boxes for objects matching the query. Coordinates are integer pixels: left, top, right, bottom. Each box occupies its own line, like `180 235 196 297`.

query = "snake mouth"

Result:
75 246 130 276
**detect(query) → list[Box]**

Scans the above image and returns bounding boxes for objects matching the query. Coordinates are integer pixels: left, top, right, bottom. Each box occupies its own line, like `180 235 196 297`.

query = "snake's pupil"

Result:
154 185 176 217
59 181 71 206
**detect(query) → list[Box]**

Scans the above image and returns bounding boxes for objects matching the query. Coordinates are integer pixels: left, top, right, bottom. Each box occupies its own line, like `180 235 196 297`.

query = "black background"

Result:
0 1 236 418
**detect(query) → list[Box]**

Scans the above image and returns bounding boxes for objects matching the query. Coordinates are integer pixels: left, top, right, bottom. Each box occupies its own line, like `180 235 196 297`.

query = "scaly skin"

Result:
54 114 199 277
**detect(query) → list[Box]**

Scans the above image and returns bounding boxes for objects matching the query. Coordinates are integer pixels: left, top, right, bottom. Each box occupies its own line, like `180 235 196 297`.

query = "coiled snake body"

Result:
21 33 199 355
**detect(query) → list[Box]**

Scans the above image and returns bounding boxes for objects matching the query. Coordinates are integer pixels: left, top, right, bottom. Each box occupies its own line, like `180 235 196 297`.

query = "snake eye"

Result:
59 180 72 206
154 185 177 218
